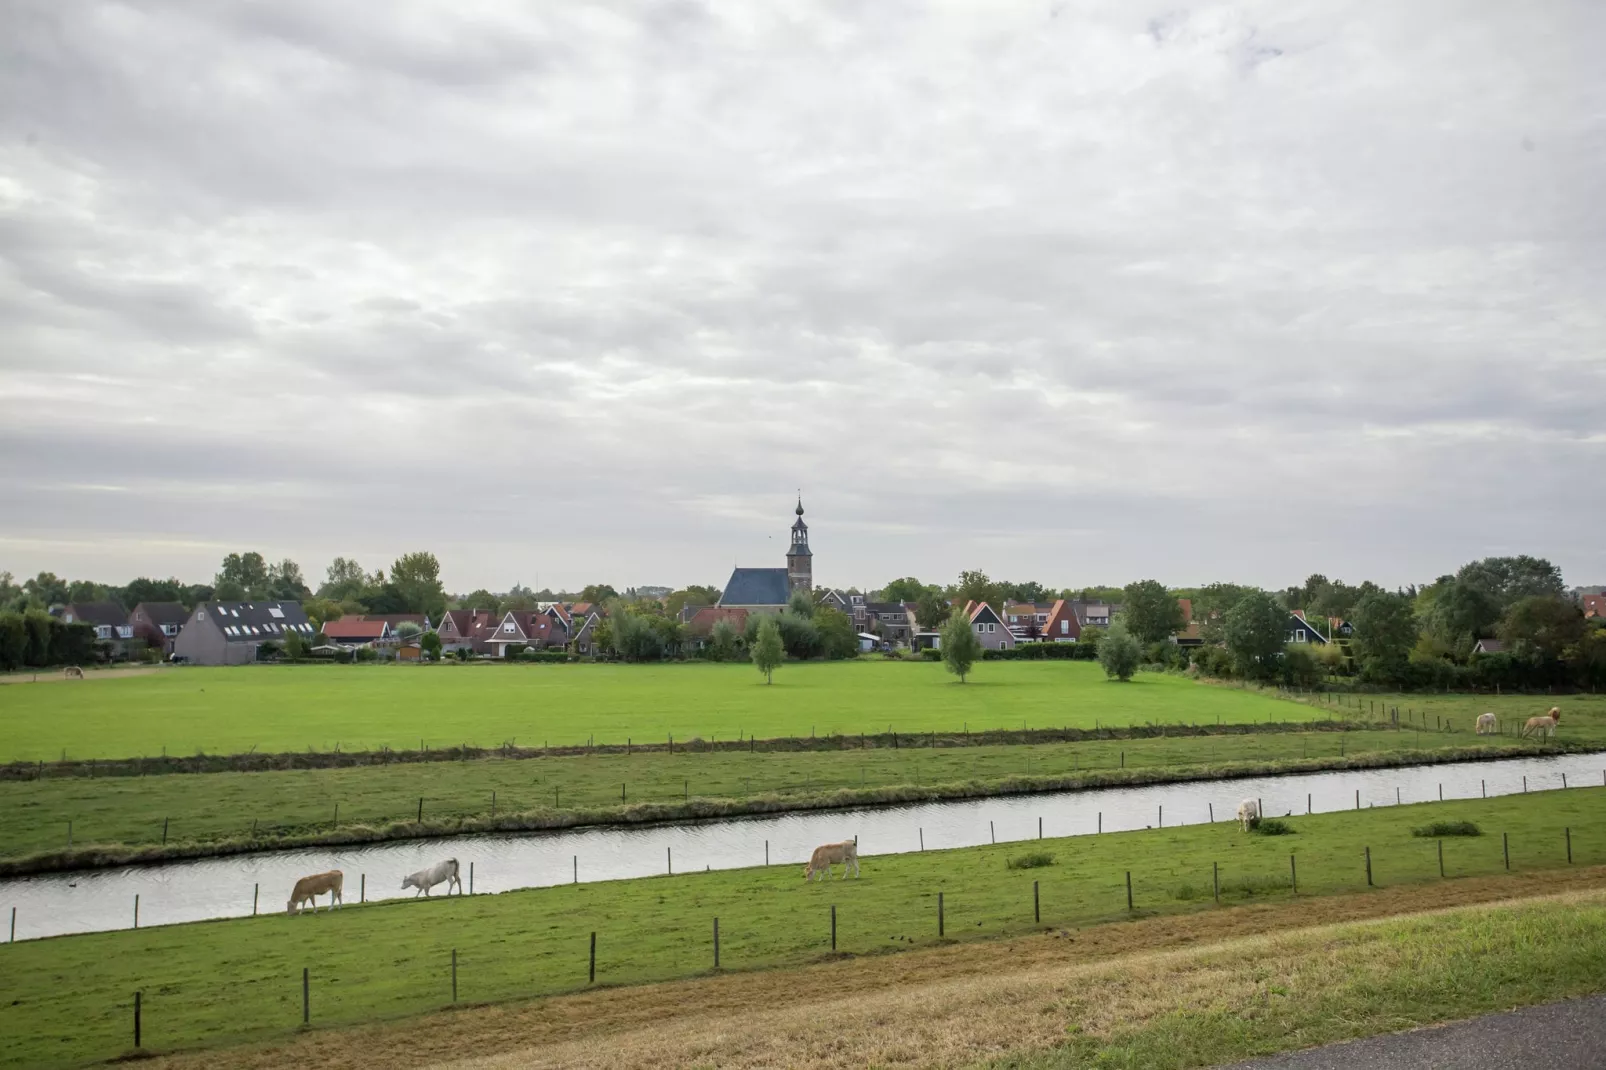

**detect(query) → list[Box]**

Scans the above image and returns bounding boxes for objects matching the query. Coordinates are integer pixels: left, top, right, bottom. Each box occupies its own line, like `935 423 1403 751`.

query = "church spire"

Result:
787 493 812 594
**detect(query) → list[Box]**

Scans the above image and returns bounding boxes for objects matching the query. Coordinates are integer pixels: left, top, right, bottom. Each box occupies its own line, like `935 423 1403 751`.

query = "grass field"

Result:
0 728 1533 865
2 788 1602 1068
1295 689 1606 743
0 661 1319 762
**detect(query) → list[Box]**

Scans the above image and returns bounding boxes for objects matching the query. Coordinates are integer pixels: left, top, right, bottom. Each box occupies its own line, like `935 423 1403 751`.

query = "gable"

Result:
719 567 791 606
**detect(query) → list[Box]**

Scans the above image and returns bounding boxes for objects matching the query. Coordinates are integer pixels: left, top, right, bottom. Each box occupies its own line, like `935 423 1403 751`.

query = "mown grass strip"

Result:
0 789 1603 1069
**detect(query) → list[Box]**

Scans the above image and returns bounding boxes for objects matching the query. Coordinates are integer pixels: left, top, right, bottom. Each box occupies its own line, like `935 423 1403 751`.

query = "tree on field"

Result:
708 618 740 661
1120 580 1184 644
420 630 443 661
390 552 447 617
752 616 784 684
1498 595 1586 662
814 605 858 659
941 607 982 683
915 592 950 631
1351 591 1418 682
1223 590 1287 678
1097 623 1142 681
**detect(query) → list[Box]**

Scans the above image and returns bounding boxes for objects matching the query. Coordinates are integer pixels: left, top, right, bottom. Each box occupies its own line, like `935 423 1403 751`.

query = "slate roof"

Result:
197 601 314 642
60 602 129 628
132 602 190 627
719 567 791 607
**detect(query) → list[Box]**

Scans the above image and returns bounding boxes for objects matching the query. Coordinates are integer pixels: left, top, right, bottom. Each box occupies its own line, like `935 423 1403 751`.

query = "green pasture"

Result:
0 661 1310 762
1289 690 1606 745
0 728 1525 864
1 788 1602 1069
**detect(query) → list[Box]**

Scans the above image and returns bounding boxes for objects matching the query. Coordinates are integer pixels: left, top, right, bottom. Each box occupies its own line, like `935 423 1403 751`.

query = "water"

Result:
2 752 1600 942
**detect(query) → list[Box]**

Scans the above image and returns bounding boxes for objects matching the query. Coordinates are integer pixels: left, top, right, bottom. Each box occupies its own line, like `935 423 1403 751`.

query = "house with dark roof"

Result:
1286 610 1328 645
1471 638 1506 655
59 603 134 656
482 610 562 657
130 602 190 655
963 601 1016 650
1172 598 1203 648
173 601 314 665
437 608 499 655
718 498 815 613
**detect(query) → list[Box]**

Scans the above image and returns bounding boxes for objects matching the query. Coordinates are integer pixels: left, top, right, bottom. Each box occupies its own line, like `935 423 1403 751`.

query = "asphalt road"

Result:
1220 995 1606 1069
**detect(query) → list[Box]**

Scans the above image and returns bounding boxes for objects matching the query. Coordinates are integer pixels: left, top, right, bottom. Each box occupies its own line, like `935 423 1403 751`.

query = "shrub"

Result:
1098 624 1142 681
1250 818 1295 836
1413 820 1481 838
1006 851 1055 870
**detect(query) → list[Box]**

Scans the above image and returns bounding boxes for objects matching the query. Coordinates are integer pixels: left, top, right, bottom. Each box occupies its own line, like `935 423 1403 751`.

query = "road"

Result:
1221 995 1606 1069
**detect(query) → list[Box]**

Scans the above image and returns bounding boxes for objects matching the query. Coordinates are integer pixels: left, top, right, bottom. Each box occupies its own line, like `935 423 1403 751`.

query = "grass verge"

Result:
1 789 1604 1068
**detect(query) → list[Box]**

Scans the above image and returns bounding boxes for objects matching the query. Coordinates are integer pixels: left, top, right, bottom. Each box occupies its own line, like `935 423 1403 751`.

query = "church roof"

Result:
720 567 791 607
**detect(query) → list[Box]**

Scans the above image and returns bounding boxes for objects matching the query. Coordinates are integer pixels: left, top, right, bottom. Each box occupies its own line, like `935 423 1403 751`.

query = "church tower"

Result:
786 496 813 594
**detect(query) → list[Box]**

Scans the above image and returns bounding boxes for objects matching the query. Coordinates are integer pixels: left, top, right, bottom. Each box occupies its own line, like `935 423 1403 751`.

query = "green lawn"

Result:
1 788 1601 1069
0 661 1309 762
1 728 1524 864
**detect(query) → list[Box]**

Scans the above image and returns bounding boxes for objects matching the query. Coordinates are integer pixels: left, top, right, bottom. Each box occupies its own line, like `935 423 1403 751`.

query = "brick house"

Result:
129 602 189 656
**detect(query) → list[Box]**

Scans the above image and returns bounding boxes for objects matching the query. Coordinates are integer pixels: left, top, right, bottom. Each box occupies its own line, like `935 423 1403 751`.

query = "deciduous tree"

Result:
390 552 447 617
1097 623 1142 681
1224 590 1287 678
941 607 982 683
1499 596 1586 662
1351 591 1418 682
1120 580 1184 644
752 616 784 684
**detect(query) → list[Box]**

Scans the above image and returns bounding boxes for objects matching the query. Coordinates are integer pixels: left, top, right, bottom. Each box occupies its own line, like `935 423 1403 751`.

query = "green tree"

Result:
22 608 52 666
1192 582 1255 644
665 585 722 617
1223 590 1287 678
1351 591 1418 682
394 621 423 642
708 618 739 661
50 620 96 665
814 605 858 659
752 616 784 684
457 589 500 611
1120 579 1184 644
420 630 443 661
0 612 25 670
998 580 1051 603
879 577 932 602
1456 555 1565 608
580 584 620 604
1280 643 1323 688
915 592 950 631
390 552 447 616
1418 576 1500 650
300 597 344 629
23 572 70 607
283 629 308 660
941 607 982 683
320 557 370 601
216 552 270 596
1498 596 1586 662
1097 622 1142 681
787 590 815 618
953 570 1001 613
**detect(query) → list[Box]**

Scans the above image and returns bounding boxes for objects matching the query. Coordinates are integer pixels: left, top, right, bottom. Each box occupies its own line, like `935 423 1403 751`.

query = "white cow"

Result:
402 858 462 897
1522 708 1561 739
1236 799 1260 831
288 870 344 914
804 841 860 881
1476 712 1498 735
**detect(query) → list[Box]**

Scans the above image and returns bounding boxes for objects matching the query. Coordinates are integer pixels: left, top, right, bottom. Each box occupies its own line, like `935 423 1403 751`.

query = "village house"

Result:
129 601 189 656
173 601 314 665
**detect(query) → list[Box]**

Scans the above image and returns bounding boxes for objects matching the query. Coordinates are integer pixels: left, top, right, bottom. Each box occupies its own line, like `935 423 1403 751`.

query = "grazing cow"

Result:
287 870 344 914
402 858 462 897
1476 712 1498 735
1236 799 1260 831
804 840 860 881
1522 707 1561 739
63 666 84 680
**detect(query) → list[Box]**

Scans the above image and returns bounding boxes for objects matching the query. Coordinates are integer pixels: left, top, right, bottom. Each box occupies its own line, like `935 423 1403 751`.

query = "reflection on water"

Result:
3 751 1601 941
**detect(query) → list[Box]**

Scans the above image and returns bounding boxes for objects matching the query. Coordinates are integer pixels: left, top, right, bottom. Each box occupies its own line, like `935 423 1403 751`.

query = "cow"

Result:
1236 799 1260 831
402 858 462 897
287 870 343 914
63 666 84 680
804 840 860 881
1476 712 1498 735
1522 707 1561 739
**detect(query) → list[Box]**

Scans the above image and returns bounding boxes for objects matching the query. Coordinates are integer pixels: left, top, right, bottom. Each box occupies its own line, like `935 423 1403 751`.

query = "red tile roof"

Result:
323 618 389 640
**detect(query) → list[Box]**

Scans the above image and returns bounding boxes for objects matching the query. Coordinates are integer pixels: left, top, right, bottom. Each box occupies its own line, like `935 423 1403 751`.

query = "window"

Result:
268 606 285 619
197 610 206 620
162 624 179 636
503 622 516 634
1061 620 1069 634
1293 629 1306 643
96 626 111 639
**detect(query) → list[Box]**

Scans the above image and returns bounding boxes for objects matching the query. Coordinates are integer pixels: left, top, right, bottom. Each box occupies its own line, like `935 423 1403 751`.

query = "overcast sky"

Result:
2 1 1603 596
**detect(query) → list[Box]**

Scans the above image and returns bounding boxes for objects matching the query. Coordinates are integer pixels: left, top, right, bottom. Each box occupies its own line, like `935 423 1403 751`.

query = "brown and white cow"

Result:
804 840 860 881
287 870 344 914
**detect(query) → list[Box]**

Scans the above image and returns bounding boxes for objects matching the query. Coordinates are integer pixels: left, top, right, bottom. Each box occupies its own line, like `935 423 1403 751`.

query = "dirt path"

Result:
0 667 161 685
139 865 1606 1070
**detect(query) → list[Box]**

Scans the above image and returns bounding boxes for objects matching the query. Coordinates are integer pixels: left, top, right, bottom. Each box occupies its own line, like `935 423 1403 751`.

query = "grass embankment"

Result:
137 885 1606 1070
0 661 1310 761
2 729 1560 874
1 789 1602 1069
1286 689 1606 745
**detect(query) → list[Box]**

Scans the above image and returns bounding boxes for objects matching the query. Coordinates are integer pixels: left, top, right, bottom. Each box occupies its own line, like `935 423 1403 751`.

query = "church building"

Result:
717 498 813 612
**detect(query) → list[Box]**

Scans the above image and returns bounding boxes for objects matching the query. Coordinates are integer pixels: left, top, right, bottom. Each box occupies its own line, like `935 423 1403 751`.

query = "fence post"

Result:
134 894 140 930
1157 805 1162 829
302 967 309 1025
1365 846 1373 886
469 862 474 895
492 790 496 816
253 883 259 916
1034 880 1040 923
9 906 14 942
765 840 769 866
831 905 837 950
1567 827 1572 863
1355 789 1360 811
938 892 944 937
1290 854 1297 894
1563 773 1568 790
667 847 673 875
1396 787 1401 805
1307 792 1312 815
1208 802 1214 823
573 856 577 885
417 797 423 822
452 949 458 1002
1098 812 1102 834
990 820 995 844
713 917 720 968
67 820 72 848
134 990 141 1048
1503 833 1510 870
1126 871 1133 911
919 828 924 851
1439 783 1443 802
1039 816 1043 839
1523 776 1528 794
589 932 596 984
162 817 169 845
1213 862 1219 903
1482 779 1487 799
